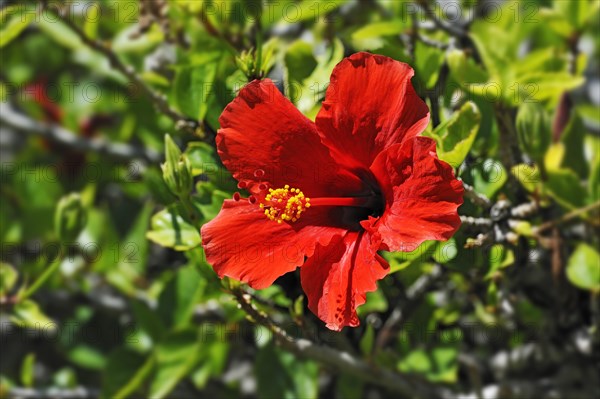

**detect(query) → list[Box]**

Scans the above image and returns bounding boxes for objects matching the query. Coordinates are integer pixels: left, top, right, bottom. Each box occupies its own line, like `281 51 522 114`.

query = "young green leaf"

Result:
0 262 17 296
146 205 202 251
425 101 481 168
566 244 600 292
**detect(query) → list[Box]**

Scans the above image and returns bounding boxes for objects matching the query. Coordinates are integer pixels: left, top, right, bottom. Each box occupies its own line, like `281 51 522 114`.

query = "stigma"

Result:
260 185 311 223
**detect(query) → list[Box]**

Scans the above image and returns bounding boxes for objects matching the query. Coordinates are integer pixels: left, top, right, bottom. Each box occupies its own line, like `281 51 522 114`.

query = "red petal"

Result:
201 200 346 289
316 52 430 170
218 79 363 197
300 231 389 331
369 136 464 252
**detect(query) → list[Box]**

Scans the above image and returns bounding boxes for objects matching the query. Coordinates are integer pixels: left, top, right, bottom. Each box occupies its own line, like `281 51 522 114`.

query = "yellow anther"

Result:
259 185 310 224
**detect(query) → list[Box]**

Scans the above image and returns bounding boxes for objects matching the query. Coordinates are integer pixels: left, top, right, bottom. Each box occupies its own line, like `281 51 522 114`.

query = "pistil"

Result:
309 196 375 208
258 184 380 224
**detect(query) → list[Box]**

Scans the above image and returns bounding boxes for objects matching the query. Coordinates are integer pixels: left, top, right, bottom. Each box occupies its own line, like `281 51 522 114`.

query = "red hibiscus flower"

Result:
201 52 463 331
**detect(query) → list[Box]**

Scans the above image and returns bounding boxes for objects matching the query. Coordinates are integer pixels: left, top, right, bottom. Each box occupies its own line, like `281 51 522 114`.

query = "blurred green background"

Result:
1 1 599 398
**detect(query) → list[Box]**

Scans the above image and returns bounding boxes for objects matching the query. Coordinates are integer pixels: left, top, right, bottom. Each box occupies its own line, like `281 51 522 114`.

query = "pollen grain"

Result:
261 186 310 223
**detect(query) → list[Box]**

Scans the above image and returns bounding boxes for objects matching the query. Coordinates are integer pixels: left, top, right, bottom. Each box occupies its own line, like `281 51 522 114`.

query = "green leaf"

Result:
255 343 318 399
486 245 515 279
190 332 230 389
280 0 346 23
112 24 164 54
102 349 154 399
555 0 593 28
335 373 364 399
425 101 481 168
472 159 507 199
54 193 87 243
157 264 205 329
511 163 542 193
516 72 584 105
433 238 458 264
67 345 106 370
285 40 318 103
0 12 36 48
146 205 201 251
566 244 600 292
292 295 304 319
397 346 458 383
37 18 83 49
196 190 229 221
414 42 445 89
20 353 35 387
292 38 344 113
589 156 600 202
173 62 218 120
357 290 388 316
540 8 574 37
120 203 152 274
131 300 167 343
545 168 587 209
544 143 565 172
359 324 375 356
516 102 551 162
53 368 77 389
446 49 489 87
352 20 407 39
578 104 600 127
388 240 437 273
0 262 17 296
469 1 530 79
257 285 292 308
11 299 55 329
560 113 588 178
185 142 217 176
150 330 202 399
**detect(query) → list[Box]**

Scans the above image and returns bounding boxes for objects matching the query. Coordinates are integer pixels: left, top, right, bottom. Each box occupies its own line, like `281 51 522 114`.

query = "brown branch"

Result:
416 0 467 38
416 32 449 50
231 287 452 399
460 215 493 230
9 386 99 399
534 200 600 235
48 6 213 139
0 103 161 163
375 263 445 351
462 182 492 208
196 7 241 55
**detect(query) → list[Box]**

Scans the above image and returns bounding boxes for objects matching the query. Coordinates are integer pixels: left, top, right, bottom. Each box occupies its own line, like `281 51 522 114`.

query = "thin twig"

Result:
231 287 451 399
460 215 493 229
375 264 445 351
416 0 467 38
197 7 240 55
535 200 600 234
511 201 539 219
0 103 161 163
48 6 211 138
462 182 492 208
9 386 99 399
418 33 450 50
428 62 449 128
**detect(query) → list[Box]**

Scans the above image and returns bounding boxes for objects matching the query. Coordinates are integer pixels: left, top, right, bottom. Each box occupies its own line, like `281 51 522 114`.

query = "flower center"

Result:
259 184 379 224
260 185 311 223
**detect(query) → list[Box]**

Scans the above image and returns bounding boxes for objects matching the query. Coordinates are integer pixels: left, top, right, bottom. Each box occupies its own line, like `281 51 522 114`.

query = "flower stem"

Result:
180 195 202 230
21 258 62 301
